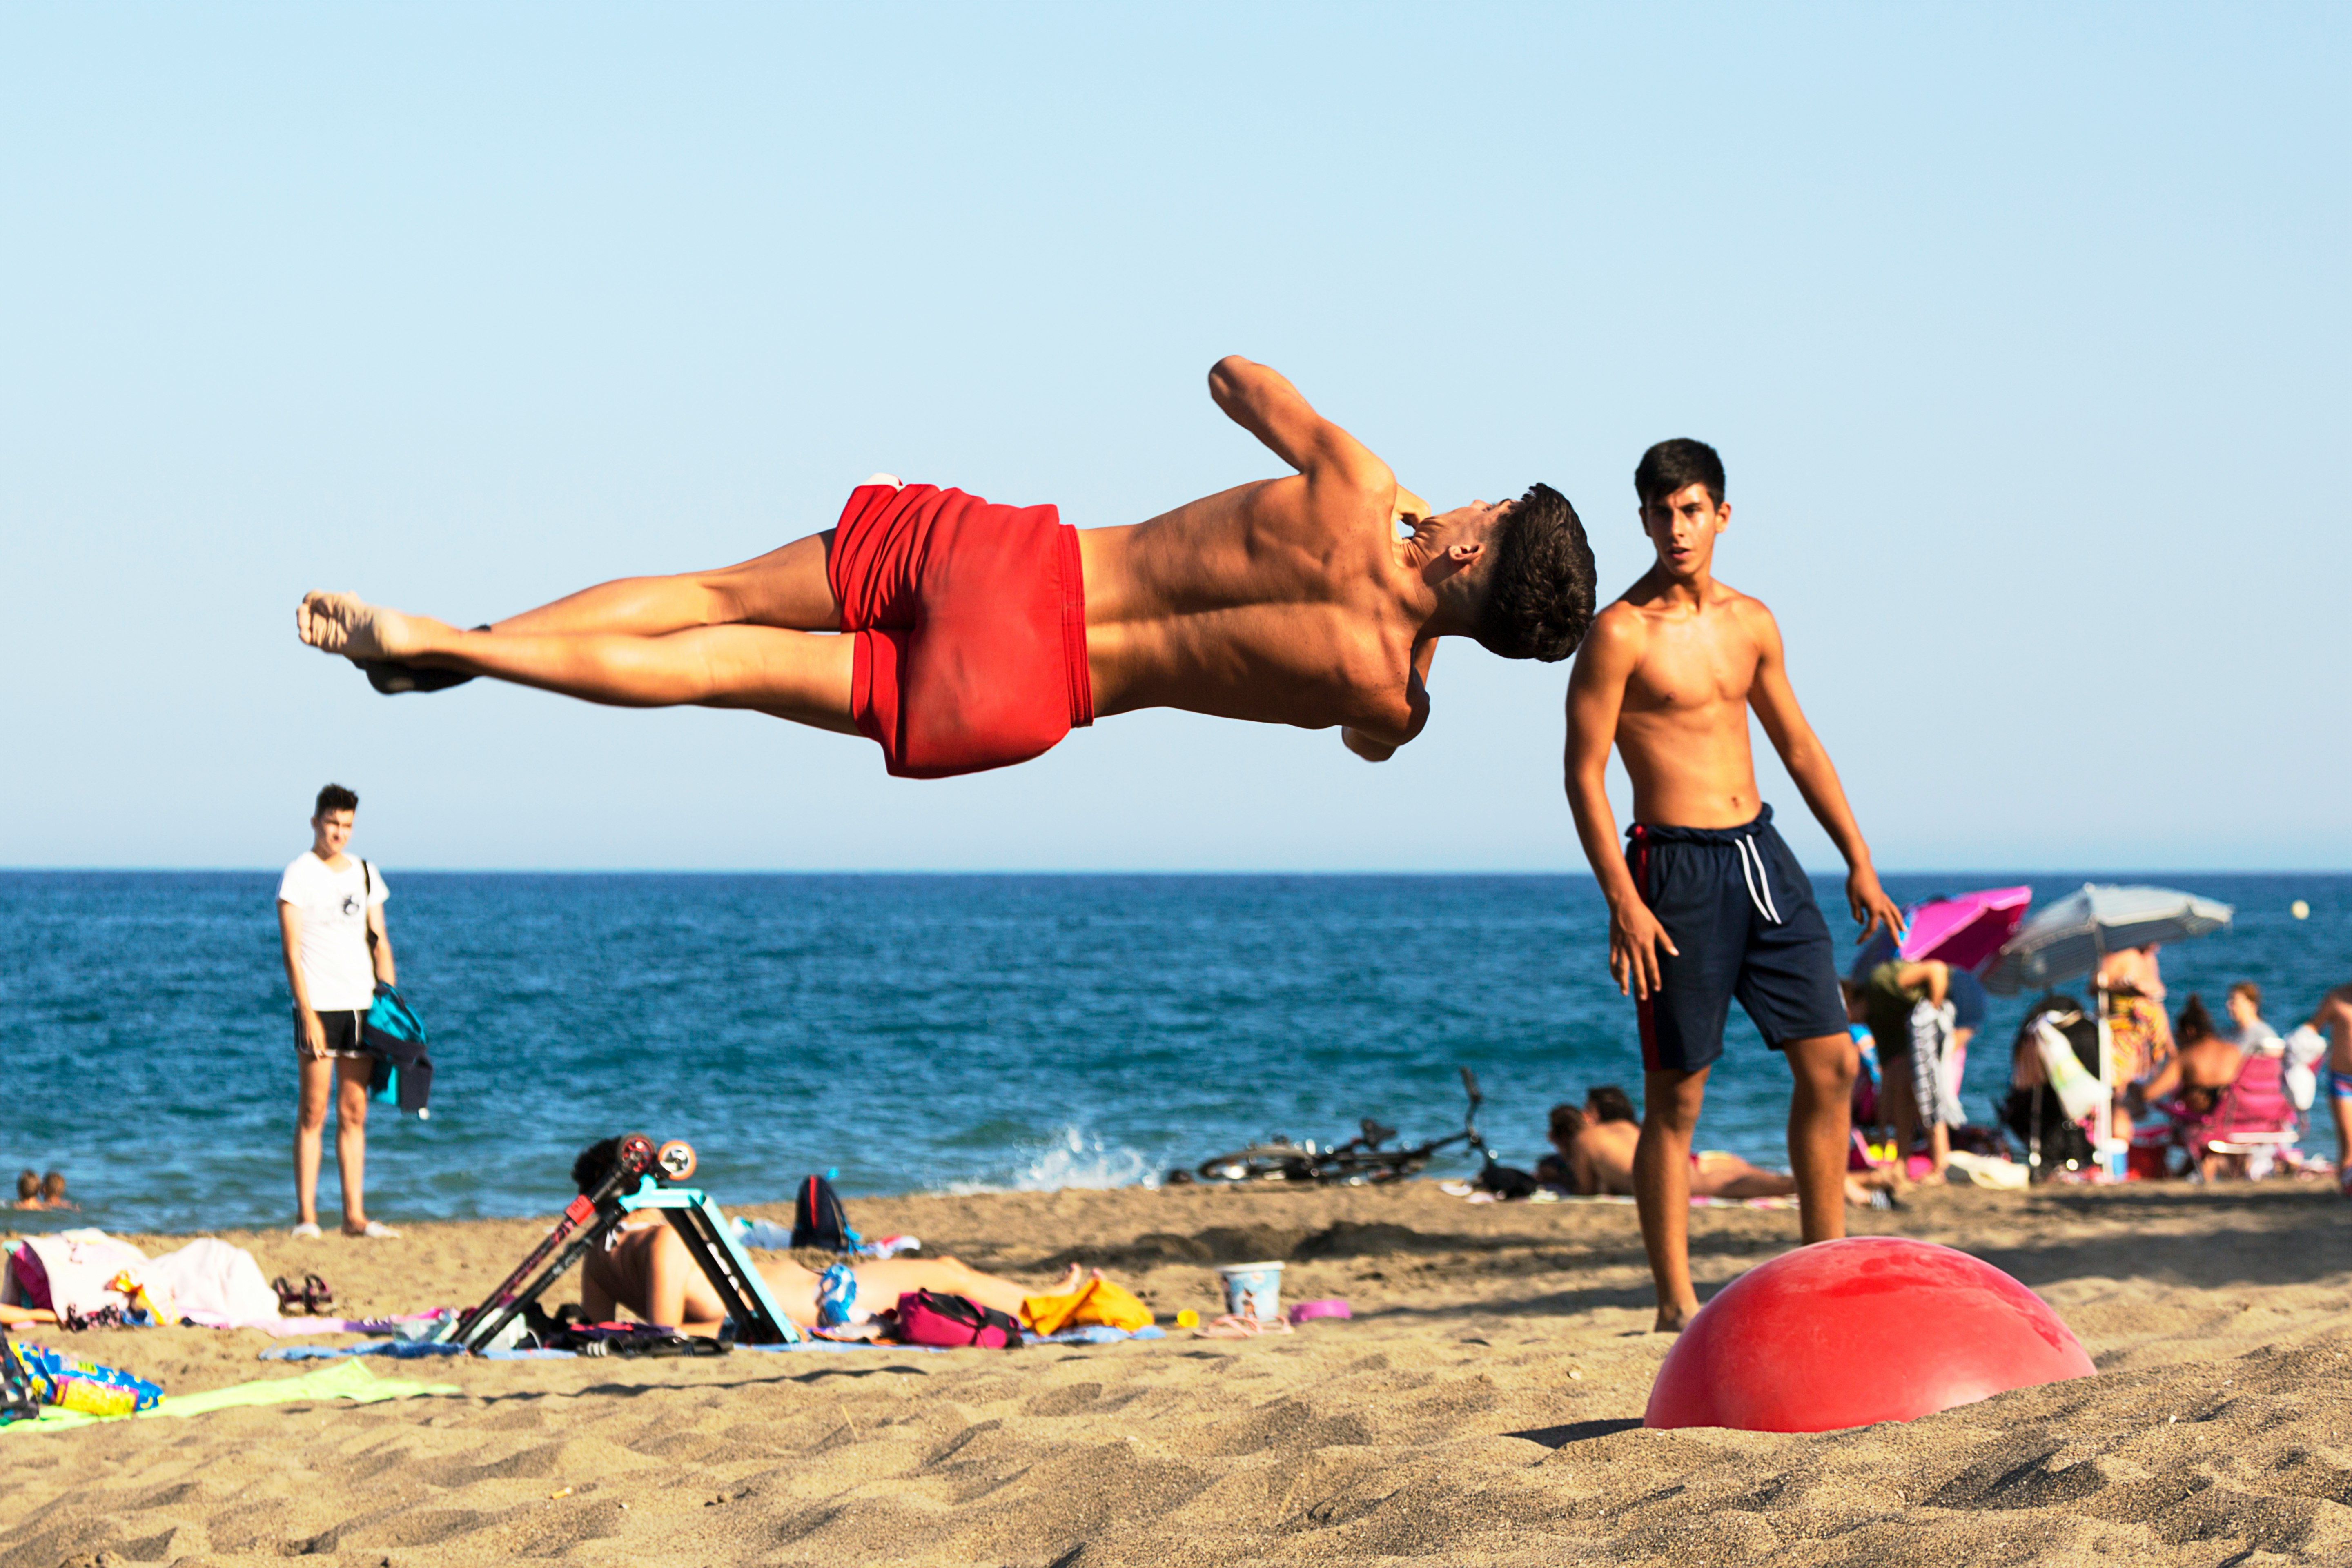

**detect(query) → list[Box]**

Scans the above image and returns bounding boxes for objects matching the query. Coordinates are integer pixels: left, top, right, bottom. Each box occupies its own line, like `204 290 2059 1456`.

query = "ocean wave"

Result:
944 1127 1162 1194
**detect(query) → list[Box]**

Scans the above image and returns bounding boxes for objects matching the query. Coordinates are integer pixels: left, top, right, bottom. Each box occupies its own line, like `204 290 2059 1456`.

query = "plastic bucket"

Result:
1217 1261 1285 1321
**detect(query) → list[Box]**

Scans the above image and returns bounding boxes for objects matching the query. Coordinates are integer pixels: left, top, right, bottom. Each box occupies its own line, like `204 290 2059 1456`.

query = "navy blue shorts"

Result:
1625 805 1849 1073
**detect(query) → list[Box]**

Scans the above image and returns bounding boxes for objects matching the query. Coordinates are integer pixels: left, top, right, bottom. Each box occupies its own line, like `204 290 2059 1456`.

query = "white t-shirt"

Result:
277 852 388 1012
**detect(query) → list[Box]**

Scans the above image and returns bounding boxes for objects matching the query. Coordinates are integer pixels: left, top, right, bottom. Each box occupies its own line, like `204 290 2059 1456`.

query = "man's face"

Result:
1638 482 1728 580
312 809 354 858
2227 992 2258 1028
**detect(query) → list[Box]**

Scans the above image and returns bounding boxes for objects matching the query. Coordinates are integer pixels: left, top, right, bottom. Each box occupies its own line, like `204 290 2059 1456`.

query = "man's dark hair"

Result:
14 1170 34 1201
1585 1085 1639 1124
1633 439 1726 509
2175 994 2217 1047
315 783 359 816
572 1137 622 1195
1474 483 1596 663
1548 1103 1588 1141
2229 980 2261 1011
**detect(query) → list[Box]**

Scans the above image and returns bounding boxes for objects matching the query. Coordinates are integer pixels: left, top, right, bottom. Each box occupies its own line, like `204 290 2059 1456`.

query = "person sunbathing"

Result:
1543 1100 1887 1205
294 358 1595 779
566 1143 1085 1335
2129 994 2243 1121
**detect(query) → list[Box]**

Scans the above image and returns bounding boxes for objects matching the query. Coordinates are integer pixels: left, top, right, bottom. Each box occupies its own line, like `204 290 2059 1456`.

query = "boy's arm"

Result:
278 901 325 1057
1342 638 1436 761
1742 601 1905 944
368 899 396 987
1564 608 1678 997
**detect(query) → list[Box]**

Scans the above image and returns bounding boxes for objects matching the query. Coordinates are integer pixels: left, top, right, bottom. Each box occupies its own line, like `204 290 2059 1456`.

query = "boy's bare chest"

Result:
1624 621 1757 716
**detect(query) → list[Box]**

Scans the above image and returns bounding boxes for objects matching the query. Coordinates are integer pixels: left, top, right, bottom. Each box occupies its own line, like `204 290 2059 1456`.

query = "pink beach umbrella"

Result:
1898 885 2032 974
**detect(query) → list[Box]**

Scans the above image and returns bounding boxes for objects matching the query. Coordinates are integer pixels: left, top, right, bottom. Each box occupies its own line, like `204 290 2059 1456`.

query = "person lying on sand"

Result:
567 1142 1088 1335
1541 1101 1887 1206
294 358 1595 780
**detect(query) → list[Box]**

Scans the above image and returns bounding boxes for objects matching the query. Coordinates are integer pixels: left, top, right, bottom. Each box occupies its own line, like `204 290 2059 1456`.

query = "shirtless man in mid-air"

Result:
295 358 1597 777
1564 439 1902 1331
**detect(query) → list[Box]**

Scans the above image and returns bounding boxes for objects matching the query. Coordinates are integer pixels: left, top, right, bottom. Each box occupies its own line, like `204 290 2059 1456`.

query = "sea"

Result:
1 872 2343 1237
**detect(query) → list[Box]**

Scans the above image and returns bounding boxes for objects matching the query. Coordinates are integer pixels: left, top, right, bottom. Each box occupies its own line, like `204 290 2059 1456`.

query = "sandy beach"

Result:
3 1179 2348 1566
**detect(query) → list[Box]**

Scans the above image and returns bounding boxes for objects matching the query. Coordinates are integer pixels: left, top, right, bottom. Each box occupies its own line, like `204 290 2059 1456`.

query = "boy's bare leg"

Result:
1784 1033 1855 1243
333 1056 372 1234
299 598 861 732
293 1055 334 1229
1635 1067 1707 1331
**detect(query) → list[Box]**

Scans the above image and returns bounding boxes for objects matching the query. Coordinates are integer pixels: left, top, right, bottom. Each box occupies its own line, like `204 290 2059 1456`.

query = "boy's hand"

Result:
299 1009 329 1059
1609 899 1679 999
1848 867 1906 945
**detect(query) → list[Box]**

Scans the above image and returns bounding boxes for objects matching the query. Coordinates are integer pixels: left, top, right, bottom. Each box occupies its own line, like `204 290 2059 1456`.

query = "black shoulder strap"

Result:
362 861 379 951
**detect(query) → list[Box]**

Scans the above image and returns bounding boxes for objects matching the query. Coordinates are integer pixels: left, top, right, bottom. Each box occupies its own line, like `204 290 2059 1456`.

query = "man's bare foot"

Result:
1653 1301 1696 1333
297 592 427 662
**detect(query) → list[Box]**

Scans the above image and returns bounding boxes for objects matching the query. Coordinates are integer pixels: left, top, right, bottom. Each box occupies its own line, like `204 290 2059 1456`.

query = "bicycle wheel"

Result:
1195 1145 1317 1183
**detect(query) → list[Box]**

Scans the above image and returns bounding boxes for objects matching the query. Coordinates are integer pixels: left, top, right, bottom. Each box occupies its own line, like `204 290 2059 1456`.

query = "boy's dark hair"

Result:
1585 1085 1639 1124
315 783 359 817
1474 483 1596 663
572 1137 622 1195
1548 1103 1589 1141
1634 438 1726 509
14 1171 34 1201
38 1172 64 1199
2176 994 2217 1046
2229 980 2261 1010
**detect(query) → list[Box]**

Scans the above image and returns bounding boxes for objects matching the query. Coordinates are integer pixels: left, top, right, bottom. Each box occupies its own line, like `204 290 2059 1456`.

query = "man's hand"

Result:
1847 865 1906 945
1342 726 1396 763
298 1008 329 1060
1392 486 1432 530
1609 897 1679 999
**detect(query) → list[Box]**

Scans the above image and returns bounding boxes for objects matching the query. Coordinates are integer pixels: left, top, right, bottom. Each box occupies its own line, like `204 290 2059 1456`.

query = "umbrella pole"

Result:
2094 970 2119 1181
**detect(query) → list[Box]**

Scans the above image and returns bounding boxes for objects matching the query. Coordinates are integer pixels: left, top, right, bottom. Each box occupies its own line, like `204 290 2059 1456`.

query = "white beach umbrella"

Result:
1980 883 2234 997
1981 882 2233 1180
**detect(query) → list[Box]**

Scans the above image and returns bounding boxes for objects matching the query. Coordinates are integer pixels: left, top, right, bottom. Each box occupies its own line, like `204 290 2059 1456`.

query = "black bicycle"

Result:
1178 1068 1498 1187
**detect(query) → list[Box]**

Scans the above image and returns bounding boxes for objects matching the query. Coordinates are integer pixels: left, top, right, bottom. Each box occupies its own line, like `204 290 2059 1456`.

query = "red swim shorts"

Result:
828 481 1094 780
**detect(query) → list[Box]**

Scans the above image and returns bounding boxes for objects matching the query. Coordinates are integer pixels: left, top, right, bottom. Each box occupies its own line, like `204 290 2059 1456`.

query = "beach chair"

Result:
2184 1053 2299 1178
446 1134 801 1352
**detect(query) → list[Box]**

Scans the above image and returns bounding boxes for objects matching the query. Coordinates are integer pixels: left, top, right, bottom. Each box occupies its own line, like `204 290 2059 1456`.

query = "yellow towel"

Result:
1021 1277 1152 1335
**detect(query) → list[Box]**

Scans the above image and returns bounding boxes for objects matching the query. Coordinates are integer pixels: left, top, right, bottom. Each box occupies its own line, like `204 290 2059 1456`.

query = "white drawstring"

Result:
1736 835 1783 925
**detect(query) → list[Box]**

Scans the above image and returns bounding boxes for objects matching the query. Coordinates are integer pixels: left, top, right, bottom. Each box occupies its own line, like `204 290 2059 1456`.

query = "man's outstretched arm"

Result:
1563 608 1678 997
1207 356 1392 492
1742 602 1904 943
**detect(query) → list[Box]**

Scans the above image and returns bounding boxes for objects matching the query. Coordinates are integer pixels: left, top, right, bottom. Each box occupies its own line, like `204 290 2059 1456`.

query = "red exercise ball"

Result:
1644 1237 2094 1433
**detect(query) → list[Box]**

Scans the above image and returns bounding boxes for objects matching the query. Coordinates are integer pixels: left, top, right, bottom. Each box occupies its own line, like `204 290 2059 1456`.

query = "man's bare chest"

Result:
1623 625 1758 717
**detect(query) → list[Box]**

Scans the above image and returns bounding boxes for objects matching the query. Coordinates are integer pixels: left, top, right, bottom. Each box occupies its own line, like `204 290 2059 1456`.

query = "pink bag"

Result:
894 1289 1022 1349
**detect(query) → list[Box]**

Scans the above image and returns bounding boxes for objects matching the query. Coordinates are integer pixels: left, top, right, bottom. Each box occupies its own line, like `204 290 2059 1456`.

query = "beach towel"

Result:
0 1359 456 1436
4 1231 148 1316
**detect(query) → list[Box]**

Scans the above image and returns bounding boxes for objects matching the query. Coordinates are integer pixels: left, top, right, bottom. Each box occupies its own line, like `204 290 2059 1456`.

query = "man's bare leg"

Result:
1785 1033 1855 1244
485 534 844 638
299 595 860 732
1635 1067 1707 1331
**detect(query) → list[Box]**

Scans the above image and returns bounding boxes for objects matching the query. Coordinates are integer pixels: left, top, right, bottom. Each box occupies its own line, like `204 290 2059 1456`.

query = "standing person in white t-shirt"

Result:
276 783 401 1239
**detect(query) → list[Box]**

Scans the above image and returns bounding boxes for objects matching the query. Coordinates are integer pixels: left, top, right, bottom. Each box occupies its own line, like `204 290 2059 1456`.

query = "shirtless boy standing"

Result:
1564 439 1902 1331
295 358 1596 777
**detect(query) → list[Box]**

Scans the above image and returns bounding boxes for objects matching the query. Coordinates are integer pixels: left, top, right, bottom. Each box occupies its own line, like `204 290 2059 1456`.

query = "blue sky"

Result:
2 3 2345 872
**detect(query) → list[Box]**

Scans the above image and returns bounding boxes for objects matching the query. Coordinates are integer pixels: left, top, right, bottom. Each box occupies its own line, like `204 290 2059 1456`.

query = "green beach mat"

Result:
1 1357 457 1436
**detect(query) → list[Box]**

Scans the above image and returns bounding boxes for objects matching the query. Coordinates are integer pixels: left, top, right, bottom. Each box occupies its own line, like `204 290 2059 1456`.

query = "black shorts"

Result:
293 1006 370 1061
1625 805 1849 1072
